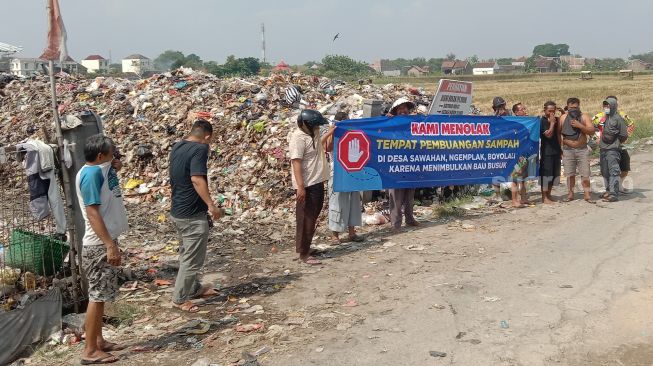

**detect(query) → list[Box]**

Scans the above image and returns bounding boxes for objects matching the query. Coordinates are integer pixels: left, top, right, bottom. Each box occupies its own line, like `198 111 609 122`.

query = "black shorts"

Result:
620 149 630 172
539 154 561 186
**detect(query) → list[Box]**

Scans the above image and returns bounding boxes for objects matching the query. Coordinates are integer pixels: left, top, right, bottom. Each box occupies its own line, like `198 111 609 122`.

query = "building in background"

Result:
121 54 152 74
472 61 499 75
628 59 652 72
512 57 528 68
0 42 23 73
371 59 401 77
10 56 83 76
559 56 586 71
81 55 109 73
441 60 471 75
406 65 430 77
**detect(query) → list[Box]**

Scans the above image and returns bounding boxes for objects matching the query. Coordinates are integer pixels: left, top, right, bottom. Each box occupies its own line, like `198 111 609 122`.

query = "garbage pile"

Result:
0 68 432 218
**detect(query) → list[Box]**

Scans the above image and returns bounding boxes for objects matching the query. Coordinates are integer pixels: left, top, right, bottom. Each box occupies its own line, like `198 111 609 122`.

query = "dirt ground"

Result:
30 142 653 366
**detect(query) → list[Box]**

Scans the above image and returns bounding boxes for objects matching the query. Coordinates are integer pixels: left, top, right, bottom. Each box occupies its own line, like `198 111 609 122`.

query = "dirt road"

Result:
44 145 653 366
253 146 653 366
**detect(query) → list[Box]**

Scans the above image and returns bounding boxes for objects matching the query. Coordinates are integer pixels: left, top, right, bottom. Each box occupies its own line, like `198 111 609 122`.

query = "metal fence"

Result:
0 147 79 311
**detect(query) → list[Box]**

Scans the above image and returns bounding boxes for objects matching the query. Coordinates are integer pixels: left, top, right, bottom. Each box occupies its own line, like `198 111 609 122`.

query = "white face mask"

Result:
604 108 611 115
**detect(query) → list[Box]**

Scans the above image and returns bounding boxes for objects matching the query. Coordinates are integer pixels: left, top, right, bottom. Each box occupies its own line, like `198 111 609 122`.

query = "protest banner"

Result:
333 114 540 192
427 79 473 115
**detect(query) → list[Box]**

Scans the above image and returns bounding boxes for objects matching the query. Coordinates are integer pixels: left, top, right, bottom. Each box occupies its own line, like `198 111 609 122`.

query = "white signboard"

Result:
427 79 473 115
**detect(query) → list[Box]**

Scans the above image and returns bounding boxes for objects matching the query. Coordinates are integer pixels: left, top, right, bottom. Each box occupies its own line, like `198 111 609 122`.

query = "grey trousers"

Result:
388 188 416 229
172 213 209 304
600 149 621 198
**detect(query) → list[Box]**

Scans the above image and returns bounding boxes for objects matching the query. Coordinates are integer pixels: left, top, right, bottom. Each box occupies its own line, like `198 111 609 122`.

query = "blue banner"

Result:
333 115 540 192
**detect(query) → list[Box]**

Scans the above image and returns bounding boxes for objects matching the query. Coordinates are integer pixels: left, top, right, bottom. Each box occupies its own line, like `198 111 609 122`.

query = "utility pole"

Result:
260 23 265 63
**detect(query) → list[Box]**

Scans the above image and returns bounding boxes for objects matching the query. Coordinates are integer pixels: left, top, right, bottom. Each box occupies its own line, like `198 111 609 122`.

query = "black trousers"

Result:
295 182 325 257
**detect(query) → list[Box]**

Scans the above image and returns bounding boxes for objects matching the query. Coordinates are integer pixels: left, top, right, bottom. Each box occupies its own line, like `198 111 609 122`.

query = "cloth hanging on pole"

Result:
39 0 68 62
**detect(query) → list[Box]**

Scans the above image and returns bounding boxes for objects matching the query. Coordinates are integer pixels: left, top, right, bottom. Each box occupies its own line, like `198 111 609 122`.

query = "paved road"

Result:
264 146 653 366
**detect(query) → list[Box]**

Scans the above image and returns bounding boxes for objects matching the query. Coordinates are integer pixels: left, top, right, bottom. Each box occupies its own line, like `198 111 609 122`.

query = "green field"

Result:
387 73 653 140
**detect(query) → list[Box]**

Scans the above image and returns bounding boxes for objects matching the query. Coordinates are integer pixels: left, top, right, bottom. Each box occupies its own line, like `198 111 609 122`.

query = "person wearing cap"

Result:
489 97 511 202
387 98 420 231
592 96 635 193
289 109 330 264
322 111 364 244
559 98 596 203
598 97 629 202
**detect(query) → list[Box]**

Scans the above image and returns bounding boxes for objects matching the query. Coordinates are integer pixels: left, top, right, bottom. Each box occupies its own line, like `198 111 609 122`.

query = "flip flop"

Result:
584 198 597 204
329 238 342 246
600 192 610 199
602 196 618 202
301 256 322 265
198 284 219 299
511 204 527 209
173 301 200 313
101 342 125 352
561 197 575 203
80 354 118 365
347 235 365 242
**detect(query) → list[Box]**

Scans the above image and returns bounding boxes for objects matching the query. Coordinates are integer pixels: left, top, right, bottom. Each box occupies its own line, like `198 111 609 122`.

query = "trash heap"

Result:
0 68 432 218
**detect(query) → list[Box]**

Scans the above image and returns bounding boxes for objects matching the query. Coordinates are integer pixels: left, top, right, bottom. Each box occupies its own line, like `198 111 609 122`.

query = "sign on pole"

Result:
427 79 473 115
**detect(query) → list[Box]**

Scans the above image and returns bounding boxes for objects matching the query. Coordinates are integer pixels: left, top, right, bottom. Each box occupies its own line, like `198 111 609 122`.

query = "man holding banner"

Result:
387 98 420 231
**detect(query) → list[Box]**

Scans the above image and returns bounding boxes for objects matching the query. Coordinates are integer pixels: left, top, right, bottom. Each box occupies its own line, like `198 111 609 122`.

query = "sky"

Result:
2 0 651 64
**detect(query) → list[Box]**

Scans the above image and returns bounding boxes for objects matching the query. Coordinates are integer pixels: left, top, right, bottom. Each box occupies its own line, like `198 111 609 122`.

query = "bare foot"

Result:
542 198 556 204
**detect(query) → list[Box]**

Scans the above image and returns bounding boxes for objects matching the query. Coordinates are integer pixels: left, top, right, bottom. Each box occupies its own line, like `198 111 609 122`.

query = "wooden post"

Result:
48 59 80 312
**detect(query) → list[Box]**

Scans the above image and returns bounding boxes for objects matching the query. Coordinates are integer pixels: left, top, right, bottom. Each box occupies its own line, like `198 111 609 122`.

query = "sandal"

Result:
584 198 597 204
173 301 200 313
197 284 219 299
101 342 125 352
511 203 527 209
602 195 618 202
80 354 119 365
301 256 322 265
562 197 575 203
347 235 365 242
330 237 341 246
600 192 610 199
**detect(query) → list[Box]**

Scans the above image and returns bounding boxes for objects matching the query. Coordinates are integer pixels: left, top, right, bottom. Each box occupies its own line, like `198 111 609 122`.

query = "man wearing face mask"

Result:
592 96 635 193
169 119 223 312
559 98 596 203
598 97 629 202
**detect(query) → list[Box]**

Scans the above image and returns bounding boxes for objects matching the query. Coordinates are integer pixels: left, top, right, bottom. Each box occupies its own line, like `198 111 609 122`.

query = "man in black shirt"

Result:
169 119 222 312
539 101 562 204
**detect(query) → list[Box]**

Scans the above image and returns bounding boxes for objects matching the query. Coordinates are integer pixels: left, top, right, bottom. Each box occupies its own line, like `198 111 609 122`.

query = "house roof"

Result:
408 65 429 73
11 56 76 63
442 60 469 69
84 54 106 61
514 56 528 62
0 42 22 54
123 54 149 60
473 62 496 69
560 56 585 66
535 58 555 68
274 60 290 70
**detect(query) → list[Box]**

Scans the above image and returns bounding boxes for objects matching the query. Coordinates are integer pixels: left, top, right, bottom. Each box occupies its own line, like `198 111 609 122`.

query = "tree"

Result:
467 55 479 66
532 43 570 57
630 51 653 64
496 58 514 66
445 53 456 61
585 58 627 72
205 55 261 77
154 50 185 71
321 55 373 78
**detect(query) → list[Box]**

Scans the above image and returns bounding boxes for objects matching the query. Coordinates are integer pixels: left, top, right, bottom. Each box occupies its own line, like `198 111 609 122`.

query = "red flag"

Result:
40 0 68 62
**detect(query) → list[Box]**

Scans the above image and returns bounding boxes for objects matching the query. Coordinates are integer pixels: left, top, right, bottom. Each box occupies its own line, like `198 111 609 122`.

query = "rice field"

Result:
417 73 653 140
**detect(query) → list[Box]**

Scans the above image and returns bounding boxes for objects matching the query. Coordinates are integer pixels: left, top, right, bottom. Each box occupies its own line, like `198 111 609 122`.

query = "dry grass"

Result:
414 74 653 139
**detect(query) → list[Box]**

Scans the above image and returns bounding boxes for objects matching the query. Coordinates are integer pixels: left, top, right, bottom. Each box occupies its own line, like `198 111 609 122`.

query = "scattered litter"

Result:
500 320 510 329
429 351 447 358
559 284 574 289
403 245 425 251
482 296 501 302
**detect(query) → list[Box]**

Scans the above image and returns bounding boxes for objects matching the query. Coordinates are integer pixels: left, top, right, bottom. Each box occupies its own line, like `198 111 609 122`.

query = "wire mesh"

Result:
0 147 79 311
